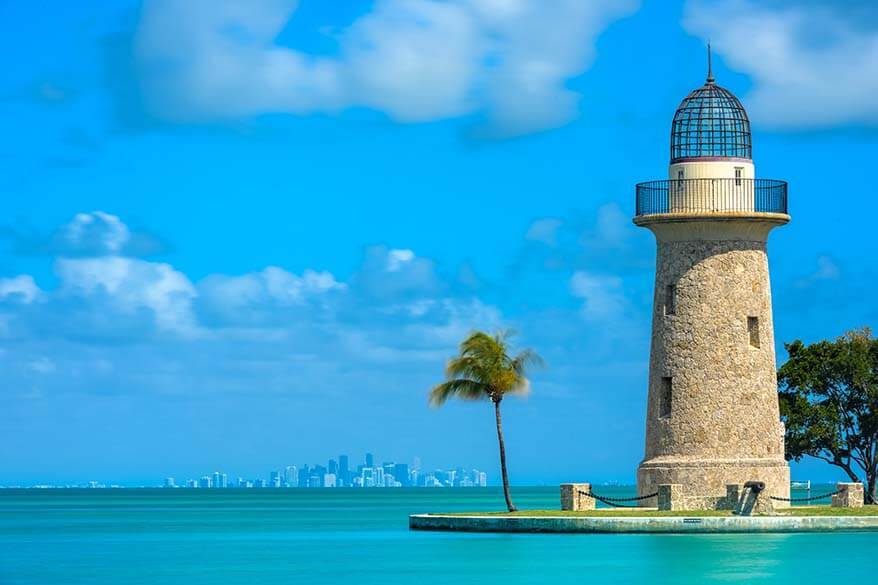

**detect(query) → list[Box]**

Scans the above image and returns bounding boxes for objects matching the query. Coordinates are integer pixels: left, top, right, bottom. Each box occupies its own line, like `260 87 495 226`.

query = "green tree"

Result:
429 331 543 512
778 328 878 504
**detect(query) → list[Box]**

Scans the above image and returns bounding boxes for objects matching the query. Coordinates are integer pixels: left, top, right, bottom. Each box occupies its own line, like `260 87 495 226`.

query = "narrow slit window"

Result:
734 167 743 186
665 285 676 315
659 377 672 419
747 316 760 348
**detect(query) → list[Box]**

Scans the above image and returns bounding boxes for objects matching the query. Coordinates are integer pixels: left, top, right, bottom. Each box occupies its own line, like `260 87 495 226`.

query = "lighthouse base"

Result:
637 457 790 510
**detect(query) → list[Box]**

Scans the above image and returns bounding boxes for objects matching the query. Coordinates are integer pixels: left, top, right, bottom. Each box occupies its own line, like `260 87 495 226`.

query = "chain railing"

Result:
769 489 841 503
577 486 844 508
579 489 658 508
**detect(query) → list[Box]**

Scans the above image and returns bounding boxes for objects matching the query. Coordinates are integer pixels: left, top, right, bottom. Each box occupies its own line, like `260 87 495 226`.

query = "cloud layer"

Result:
684 0 878 128
0 208 653 395
132 0 638 135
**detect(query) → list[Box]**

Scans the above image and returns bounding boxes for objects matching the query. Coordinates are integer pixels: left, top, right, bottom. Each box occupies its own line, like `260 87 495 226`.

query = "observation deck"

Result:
634 178 788 225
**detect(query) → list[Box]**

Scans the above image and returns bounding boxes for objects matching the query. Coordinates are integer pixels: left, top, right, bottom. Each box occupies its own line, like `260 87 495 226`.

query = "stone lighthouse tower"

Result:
635 49 790 506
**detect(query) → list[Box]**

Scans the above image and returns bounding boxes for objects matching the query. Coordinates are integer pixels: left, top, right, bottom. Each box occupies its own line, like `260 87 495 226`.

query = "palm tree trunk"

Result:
493 399 516 512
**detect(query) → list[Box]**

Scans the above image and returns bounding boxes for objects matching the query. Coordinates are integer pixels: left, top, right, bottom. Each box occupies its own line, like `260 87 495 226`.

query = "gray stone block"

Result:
832 482 864 508
560 483 594 511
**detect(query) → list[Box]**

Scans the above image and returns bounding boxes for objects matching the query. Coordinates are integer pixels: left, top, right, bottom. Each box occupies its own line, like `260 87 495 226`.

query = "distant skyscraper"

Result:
213 472 227 488
299 465 310 488
338 455 349 485
164 477 176 488
365 453 374 468
324 473 337 488
199 476 212 489
311 465 326 488
478 471 487 487
412 457 421 472
284 466 298 488
361 467 374 487
270 471 282 488
394 464 409 487
186 479 198 488
255 479 267 488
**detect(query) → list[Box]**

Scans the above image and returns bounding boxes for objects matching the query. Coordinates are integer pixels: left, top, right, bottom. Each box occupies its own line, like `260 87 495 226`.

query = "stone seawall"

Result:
410 514 878 534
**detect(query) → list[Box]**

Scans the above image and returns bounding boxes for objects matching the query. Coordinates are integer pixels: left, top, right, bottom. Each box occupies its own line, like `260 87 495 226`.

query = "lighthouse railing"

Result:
635 178 787 217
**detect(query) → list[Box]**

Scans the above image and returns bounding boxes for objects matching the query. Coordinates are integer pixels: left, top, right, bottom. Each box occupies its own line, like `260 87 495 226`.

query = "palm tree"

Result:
429 330 543 512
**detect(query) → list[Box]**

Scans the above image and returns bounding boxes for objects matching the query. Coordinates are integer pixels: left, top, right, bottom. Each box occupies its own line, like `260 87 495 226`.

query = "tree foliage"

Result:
778 328 878 504
429 330 542 407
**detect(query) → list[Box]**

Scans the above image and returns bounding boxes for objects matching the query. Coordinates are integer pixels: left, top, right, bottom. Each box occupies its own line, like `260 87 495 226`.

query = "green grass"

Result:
785 505 878 517
437 505 878 518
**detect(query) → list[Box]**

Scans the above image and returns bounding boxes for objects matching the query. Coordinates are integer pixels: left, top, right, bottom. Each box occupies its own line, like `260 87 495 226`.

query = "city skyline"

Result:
0 453 490 489
166 452 487 489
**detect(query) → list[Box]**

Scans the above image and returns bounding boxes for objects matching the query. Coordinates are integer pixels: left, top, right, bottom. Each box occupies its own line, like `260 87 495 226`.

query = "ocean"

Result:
0 486 874 584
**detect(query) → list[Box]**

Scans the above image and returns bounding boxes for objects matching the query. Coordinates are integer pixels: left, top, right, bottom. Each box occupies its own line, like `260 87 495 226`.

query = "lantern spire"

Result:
706 41 715 83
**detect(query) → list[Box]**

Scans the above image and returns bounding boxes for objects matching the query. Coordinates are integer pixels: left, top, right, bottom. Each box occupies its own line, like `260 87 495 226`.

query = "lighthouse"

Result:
634 48 790 507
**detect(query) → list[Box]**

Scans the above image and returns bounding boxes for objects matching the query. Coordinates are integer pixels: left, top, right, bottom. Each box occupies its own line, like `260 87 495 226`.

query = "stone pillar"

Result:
560 483 595 511
831 482 864 508
657 484 683 511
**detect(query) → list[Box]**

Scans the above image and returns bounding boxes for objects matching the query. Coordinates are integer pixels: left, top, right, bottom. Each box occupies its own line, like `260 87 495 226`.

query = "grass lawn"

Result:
438 505 878 518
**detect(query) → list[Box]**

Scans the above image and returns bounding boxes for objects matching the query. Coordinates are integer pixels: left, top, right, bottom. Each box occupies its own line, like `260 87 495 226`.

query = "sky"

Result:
1 0 876 486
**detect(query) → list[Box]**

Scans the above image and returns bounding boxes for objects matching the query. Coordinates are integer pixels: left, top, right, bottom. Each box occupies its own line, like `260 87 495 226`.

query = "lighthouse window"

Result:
660 377 672 418
734 167 743 186
664 285 676 315
747 316 760 348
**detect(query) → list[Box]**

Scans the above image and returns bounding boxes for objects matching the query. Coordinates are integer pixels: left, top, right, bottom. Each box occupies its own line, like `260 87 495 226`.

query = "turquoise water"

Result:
0 487 875 584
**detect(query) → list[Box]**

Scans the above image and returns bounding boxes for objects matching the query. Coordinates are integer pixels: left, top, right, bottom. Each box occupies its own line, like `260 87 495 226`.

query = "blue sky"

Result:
1 0 876 485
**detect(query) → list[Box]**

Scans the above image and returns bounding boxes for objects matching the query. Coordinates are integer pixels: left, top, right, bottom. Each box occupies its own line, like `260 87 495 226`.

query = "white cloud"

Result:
4 214 503 361
811 256 841 280
587 203 629 249
56 257 198 334
342 0 480 122
525 218 562 245
197 266 344 321
386 249 416 272
133 0 638 134
0 275 42 304
795 254 841 288
344 297 503 363
683 0 878 128
57 211 130 255
353 245 441 299
570 271 626 321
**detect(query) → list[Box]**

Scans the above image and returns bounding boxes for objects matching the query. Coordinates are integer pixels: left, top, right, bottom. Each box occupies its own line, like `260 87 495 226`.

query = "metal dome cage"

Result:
670 81 751 163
